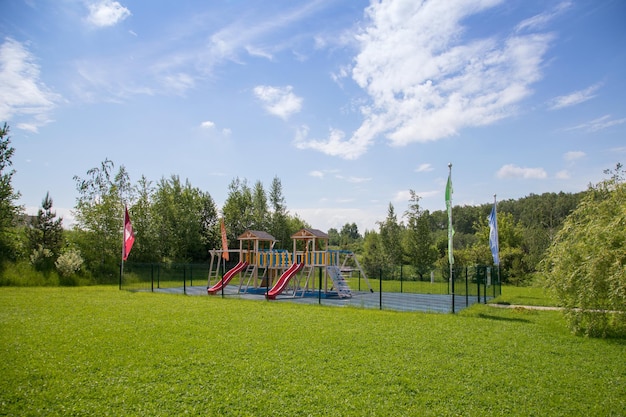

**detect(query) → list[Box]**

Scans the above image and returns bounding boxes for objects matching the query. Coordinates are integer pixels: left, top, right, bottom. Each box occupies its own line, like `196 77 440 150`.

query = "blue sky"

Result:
1 0 625 232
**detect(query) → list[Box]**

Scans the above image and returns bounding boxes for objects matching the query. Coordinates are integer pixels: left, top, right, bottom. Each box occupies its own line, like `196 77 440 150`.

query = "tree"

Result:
268 176 290 249
73 159 132 280
542 164 626 337
27 192 64 270
0 123 22 261
251 180 269 231
339 222 361 249
361 230 385 279
403 190 437 280
151 175 217 262
327 228 340 246
377 203 403 278
222 177 253 244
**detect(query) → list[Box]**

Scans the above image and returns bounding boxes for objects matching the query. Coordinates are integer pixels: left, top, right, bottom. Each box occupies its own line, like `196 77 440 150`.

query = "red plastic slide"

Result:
266 263 304 299
207 261 248 294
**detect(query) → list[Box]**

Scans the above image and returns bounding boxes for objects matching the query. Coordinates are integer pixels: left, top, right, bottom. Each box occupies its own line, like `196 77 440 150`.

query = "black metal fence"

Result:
121 262 501 313
121 262 210 293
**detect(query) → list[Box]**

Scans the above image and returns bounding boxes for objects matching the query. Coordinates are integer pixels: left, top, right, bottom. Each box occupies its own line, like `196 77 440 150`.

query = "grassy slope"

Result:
0 287 624 416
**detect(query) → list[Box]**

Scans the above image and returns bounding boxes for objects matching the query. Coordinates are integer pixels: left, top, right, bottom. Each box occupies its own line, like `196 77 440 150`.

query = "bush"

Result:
543 174 626 337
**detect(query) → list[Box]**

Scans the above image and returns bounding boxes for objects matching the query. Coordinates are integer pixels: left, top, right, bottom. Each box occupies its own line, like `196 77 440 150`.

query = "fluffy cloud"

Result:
253 85 302 120
0 38 60 132
300 0 554 159
496 164 548 179
87 0 131 27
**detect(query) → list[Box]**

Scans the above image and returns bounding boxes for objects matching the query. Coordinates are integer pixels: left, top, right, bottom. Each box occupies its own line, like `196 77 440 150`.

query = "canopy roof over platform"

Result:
238 230 276 242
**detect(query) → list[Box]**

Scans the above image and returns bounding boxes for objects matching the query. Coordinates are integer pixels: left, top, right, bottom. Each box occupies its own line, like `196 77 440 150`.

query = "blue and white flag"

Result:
488 201 499 266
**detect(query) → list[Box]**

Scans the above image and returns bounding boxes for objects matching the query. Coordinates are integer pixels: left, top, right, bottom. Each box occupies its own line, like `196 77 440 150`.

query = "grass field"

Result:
1 286 624 416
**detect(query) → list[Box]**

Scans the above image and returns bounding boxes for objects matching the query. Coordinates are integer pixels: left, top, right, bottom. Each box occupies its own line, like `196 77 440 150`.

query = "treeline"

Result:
0 122 585 285
332 190 584 285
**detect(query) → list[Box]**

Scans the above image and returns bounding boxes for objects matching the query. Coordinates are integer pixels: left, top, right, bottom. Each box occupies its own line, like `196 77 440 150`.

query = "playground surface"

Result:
152 284 484 314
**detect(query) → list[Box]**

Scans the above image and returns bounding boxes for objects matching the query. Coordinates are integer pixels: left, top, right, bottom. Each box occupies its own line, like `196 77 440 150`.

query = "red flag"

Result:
123 207 135 261
220 217 229 261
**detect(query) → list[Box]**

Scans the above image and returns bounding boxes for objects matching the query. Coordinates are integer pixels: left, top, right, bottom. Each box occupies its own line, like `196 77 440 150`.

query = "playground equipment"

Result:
207 228 372 298
207 230 282 295
207 261 248 294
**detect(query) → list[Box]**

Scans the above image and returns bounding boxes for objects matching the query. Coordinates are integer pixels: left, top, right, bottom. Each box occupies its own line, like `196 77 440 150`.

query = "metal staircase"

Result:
326 266 352 298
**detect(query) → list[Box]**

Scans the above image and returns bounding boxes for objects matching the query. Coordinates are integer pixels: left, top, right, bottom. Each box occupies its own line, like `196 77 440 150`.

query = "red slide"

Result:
266 263 304 300
207 261 248 294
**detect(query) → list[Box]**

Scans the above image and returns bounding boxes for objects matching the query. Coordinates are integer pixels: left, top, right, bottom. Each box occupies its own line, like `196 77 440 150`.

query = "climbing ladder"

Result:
326 266 352 298
239 264 257 292
288 264 315 297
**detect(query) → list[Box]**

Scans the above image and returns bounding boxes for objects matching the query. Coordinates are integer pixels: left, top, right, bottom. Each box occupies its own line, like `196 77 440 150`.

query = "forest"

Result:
0 122 596 286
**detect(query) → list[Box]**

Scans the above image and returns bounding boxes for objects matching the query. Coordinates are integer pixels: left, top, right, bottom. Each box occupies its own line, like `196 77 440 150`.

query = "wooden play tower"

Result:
208 228 372 297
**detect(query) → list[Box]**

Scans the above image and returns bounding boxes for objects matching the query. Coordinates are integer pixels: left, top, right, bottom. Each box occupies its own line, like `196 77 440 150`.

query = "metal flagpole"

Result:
494 194 501 296
446 163 454 313
120 204 125 290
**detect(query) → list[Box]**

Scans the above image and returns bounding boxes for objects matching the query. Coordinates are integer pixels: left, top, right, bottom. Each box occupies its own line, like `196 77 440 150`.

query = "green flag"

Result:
445 170 454 265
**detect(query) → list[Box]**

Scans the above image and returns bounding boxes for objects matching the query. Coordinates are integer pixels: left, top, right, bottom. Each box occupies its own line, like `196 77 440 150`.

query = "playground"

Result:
139 228 498 313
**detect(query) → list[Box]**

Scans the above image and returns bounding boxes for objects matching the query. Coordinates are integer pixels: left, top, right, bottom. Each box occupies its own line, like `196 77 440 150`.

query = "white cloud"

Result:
393 190 412 203
309 170 325 179
0 38 60 132
200 121 215 129
549 83 601 110
564 150 585 161
293 207 381 232
253 85 302 120
415 163 433 172
555 170 570 179
515 1 572 33
566 115 626 132
294 125 372 160
297 0 555 159
496 164 548 179
160 72 195 95
335 175 371 184
86 0 131 28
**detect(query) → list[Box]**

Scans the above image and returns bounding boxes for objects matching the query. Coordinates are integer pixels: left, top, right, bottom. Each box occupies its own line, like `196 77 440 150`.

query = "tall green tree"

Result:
222 177 253 244
378 203 403 278
543 164 626 337
73 159 132 280
27 192 64 270
361 230 385 279
251 180 269 231
0 123 22 261
129 175 157 262
403 190 437 280
340 222 361 249
151 175 217 262
268 176 290 249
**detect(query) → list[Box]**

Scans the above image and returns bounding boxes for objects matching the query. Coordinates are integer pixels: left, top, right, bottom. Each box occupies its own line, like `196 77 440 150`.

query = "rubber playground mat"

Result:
151 285 484 313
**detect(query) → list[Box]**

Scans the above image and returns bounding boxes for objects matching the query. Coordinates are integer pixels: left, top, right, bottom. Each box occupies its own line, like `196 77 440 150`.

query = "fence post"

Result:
400 264 403 293
451 267 455 314
379 269 383 310
183 266 187 295
465 267 469 307
318 267 322 305
151 264 154 292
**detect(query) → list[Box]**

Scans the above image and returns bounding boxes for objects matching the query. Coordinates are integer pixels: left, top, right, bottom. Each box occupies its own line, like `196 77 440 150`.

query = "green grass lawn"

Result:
1 286 624 416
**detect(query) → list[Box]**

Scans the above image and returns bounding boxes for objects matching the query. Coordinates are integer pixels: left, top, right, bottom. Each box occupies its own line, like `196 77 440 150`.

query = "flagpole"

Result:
494 194 501 296
120 204 125 290
446 163 454 313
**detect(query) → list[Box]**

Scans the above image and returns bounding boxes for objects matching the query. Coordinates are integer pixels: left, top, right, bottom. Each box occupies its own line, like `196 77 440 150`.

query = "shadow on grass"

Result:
476 313 531 323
